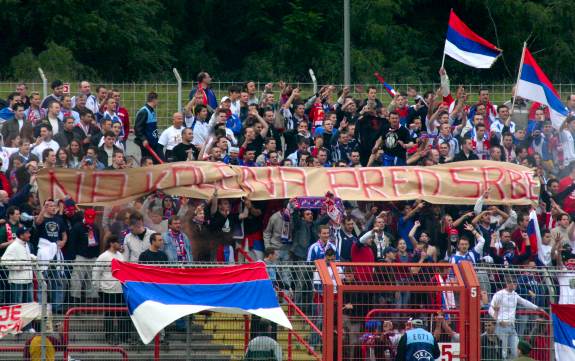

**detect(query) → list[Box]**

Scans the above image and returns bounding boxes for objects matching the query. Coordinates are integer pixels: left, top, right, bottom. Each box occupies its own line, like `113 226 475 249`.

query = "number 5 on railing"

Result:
439 343 460 361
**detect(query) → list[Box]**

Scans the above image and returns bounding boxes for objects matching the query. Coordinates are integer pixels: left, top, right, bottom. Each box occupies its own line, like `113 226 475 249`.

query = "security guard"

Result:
395 319 440 361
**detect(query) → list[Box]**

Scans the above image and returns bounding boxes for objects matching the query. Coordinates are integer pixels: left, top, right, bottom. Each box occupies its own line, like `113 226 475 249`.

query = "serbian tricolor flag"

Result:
526 209 540 255
444 10 501 68
112 260 292 343
516 47 569 129
552 304 575 360
374 72 398 98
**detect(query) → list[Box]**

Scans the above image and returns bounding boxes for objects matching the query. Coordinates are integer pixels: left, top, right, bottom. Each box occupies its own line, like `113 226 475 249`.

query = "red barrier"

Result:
280 291 322 361
62 306 159 361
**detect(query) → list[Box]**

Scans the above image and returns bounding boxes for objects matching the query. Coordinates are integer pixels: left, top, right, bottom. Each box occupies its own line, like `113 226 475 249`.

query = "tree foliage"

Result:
1 0 574 82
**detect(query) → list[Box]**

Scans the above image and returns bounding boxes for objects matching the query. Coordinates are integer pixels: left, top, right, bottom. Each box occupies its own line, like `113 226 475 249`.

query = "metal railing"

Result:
4 78 575 130
0 261 319 361
0 259 570 360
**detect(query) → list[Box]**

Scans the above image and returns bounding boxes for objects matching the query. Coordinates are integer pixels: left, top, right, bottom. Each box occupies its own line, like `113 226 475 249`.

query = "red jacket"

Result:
559 176 575 214
117 106 130 142
0 173 12 197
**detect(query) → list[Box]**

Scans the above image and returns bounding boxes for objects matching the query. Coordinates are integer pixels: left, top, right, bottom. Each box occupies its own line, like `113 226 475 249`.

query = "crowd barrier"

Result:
0 260 565 360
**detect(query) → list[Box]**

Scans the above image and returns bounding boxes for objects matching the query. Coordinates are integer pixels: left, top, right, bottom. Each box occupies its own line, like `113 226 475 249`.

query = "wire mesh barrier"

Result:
0 260 570 360
474 264 561 361
0 261 319 361
5 80 575 130
314 261 480 361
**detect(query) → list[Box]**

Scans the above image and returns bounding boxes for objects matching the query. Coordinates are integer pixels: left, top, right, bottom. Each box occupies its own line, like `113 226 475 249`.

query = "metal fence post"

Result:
38 68 48 99
35 265 48 361
173 68 182 112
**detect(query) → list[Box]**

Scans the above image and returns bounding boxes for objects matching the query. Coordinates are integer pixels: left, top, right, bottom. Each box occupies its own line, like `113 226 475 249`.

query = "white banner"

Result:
0 303 42 337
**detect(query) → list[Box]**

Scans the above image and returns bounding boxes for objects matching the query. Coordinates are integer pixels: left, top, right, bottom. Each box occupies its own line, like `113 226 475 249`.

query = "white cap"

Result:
220 96 231 103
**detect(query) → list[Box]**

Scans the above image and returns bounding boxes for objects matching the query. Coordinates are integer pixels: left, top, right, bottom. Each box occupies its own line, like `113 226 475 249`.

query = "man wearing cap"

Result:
513 340 536 361
69 209 101 304
1 226 35 303
395 319 440 361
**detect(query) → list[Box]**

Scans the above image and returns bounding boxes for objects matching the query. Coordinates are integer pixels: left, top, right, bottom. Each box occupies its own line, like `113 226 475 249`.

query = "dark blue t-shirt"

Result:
37 215 67 243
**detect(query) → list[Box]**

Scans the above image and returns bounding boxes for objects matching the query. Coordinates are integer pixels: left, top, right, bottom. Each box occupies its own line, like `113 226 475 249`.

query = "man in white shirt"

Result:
123 212 155 263
489 276 542 359
71 81 99 114
92 235 128 344
31 124 60 160
1 227 36 303
185 104 209 146
490 105 516 138
228 85 241 117
44 101 63 135
158 112 184 161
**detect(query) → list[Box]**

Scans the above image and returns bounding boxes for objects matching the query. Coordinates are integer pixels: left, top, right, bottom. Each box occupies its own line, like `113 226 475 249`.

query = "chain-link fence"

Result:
0 261 319 361
475 264 561 361
0 259 571 361
4 79 575 130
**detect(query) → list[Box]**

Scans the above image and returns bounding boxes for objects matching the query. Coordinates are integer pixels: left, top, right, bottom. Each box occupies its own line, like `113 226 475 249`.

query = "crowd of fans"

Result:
0 69 574 360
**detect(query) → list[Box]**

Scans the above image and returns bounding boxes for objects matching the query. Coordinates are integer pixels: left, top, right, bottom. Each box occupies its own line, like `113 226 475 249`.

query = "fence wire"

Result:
0 261 319 361
0 260 570 361
4 80 575 130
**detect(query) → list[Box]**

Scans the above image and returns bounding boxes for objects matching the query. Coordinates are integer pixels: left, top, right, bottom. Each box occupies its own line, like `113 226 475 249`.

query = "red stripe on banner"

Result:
448 9 499 51
552 304 575 326
522 48 560 96
111 259 270 285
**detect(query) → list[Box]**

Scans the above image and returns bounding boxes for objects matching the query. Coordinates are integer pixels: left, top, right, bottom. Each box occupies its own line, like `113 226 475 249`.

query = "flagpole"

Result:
511 42 527 114
441 8 452 69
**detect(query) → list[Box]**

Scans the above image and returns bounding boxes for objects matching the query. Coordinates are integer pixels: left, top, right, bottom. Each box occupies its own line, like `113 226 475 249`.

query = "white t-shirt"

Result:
189 118 209 147
558 267 575 305
31 140 60 160
48 117 60 135
97 138 125 152
0 147 18 172
230 100 241 117
158 126 183 151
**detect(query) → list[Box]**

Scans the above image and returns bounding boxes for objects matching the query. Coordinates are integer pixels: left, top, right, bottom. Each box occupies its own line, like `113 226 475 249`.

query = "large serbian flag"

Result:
443 9 501 68
112 259 292 343
516 47 569 129
552 304 575 360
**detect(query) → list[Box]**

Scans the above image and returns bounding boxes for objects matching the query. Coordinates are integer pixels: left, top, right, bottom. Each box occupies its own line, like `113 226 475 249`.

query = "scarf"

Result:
280 208 291 244
170 229 187 261
85 222 97 247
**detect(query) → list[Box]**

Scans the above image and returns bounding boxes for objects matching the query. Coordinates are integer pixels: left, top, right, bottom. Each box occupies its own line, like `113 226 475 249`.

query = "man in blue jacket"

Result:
162 215 192 263
188 72 217 111
395 319 440 361
134 92 162 163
